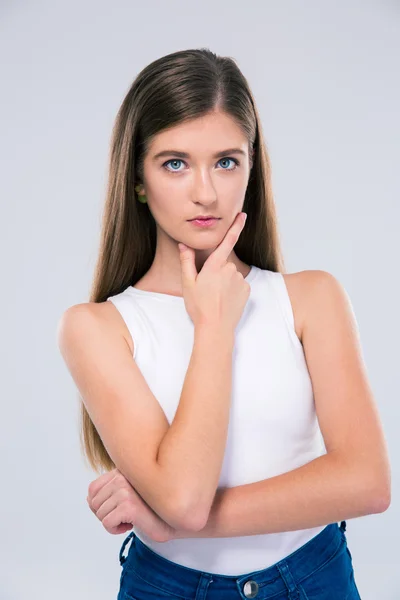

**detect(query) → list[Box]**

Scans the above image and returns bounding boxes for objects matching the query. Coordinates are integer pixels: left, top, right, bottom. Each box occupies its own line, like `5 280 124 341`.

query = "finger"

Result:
94 493 120 522
178 243 197 287
87 468 118 501
91 474 123 511
207 212 247 267
102 503 136 535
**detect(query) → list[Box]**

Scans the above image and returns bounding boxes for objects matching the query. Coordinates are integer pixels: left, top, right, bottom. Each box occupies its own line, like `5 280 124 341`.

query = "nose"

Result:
191 171 218 206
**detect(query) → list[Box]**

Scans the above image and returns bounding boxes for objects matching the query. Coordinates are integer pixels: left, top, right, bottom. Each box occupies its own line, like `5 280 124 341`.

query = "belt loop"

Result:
339 520 347 533
119 531 134 566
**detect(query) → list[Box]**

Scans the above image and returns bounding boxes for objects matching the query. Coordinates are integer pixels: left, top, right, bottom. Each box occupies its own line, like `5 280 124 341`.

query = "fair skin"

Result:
87 111 391 541
134 110 254 292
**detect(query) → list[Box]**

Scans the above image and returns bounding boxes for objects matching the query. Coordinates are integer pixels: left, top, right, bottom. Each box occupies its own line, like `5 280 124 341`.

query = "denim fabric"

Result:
117 521 361 599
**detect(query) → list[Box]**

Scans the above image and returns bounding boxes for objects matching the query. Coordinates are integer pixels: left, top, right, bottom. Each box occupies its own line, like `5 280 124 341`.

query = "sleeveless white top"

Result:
106 266 327 575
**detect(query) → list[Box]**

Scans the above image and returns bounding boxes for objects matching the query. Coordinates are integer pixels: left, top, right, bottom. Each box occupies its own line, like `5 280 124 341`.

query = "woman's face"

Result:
140 110 253 253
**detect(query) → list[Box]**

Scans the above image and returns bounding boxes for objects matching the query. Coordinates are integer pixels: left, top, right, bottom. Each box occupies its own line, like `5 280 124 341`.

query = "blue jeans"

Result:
117 521 361 599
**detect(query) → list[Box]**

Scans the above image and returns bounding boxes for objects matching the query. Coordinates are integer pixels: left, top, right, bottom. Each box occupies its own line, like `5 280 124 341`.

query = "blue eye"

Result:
162 157 240 173
163 159 184 172
218 157 239 170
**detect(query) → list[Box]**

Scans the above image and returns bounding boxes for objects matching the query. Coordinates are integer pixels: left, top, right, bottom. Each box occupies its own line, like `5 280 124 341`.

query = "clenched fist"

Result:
86 468 175 543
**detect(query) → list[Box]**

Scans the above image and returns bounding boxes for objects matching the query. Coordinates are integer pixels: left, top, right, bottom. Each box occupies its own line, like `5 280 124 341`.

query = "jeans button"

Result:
243 579 259 598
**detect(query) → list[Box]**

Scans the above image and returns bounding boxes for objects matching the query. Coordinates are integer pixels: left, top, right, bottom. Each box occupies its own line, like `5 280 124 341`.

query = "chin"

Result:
187 237 222 250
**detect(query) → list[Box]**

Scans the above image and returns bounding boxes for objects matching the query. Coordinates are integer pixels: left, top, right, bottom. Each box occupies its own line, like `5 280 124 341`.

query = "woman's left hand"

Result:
86 468 176 543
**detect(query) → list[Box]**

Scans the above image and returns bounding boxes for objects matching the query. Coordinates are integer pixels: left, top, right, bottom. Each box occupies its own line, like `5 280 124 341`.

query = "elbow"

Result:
182 506 209 532
168 495 209 532
372 470 392 513
364 473 391 514
370 486 391 514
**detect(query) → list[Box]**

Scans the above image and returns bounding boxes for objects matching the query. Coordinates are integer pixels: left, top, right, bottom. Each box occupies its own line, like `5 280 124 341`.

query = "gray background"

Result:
1 1 398 598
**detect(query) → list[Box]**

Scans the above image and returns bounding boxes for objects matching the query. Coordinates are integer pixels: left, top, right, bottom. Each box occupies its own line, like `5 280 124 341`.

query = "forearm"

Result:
157 324 235 528
173 451 384 539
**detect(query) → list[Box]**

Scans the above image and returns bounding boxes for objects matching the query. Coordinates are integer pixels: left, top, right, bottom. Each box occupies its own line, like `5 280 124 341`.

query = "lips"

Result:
189 217 220 221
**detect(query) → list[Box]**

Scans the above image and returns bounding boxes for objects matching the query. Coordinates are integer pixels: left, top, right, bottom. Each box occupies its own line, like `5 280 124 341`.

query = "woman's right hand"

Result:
178 212 250 333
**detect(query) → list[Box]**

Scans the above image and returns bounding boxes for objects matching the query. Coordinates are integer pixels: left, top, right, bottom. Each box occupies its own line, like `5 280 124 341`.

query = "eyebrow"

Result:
152 148 247 161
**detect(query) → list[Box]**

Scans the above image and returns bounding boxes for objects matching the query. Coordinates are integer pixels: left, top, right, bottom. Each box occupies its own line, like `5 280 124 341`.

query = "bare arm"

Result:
172 451 390 539
156 324 235 530
171 269 391 538
58 306 234 533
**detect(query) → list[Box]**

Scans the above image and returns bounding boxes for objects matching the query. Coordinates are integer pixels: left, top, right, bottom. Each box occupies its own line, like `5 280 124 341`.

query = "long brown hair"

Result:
81 47 286 473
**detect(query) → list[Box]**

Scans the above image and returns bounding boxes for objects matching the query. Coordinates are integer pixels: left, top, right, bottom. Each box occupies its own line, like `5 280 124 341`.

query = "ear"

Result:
135 184 145 195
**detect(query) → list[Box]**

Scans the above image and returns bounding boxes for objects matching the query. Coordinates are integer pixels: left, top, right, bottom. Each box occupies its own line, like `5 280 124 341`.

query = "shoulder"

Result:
57 300 134 355
281 269 343 343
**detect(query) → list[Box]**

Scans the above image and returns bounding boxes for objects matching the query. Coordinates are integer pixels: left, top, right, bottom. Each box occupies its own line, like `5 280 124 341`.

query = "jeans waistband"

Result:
119 521 347 598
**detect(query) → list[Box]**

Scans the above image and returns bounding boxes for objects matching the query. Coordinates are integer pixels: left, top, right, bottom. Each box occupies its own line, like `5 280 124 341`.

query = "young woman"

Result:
58 48 390 599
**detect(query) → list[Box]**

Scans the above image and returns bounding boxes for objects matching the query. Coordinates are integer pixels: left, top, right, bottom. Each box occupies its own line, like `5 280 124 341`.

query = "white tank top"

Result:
106 265 327 575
